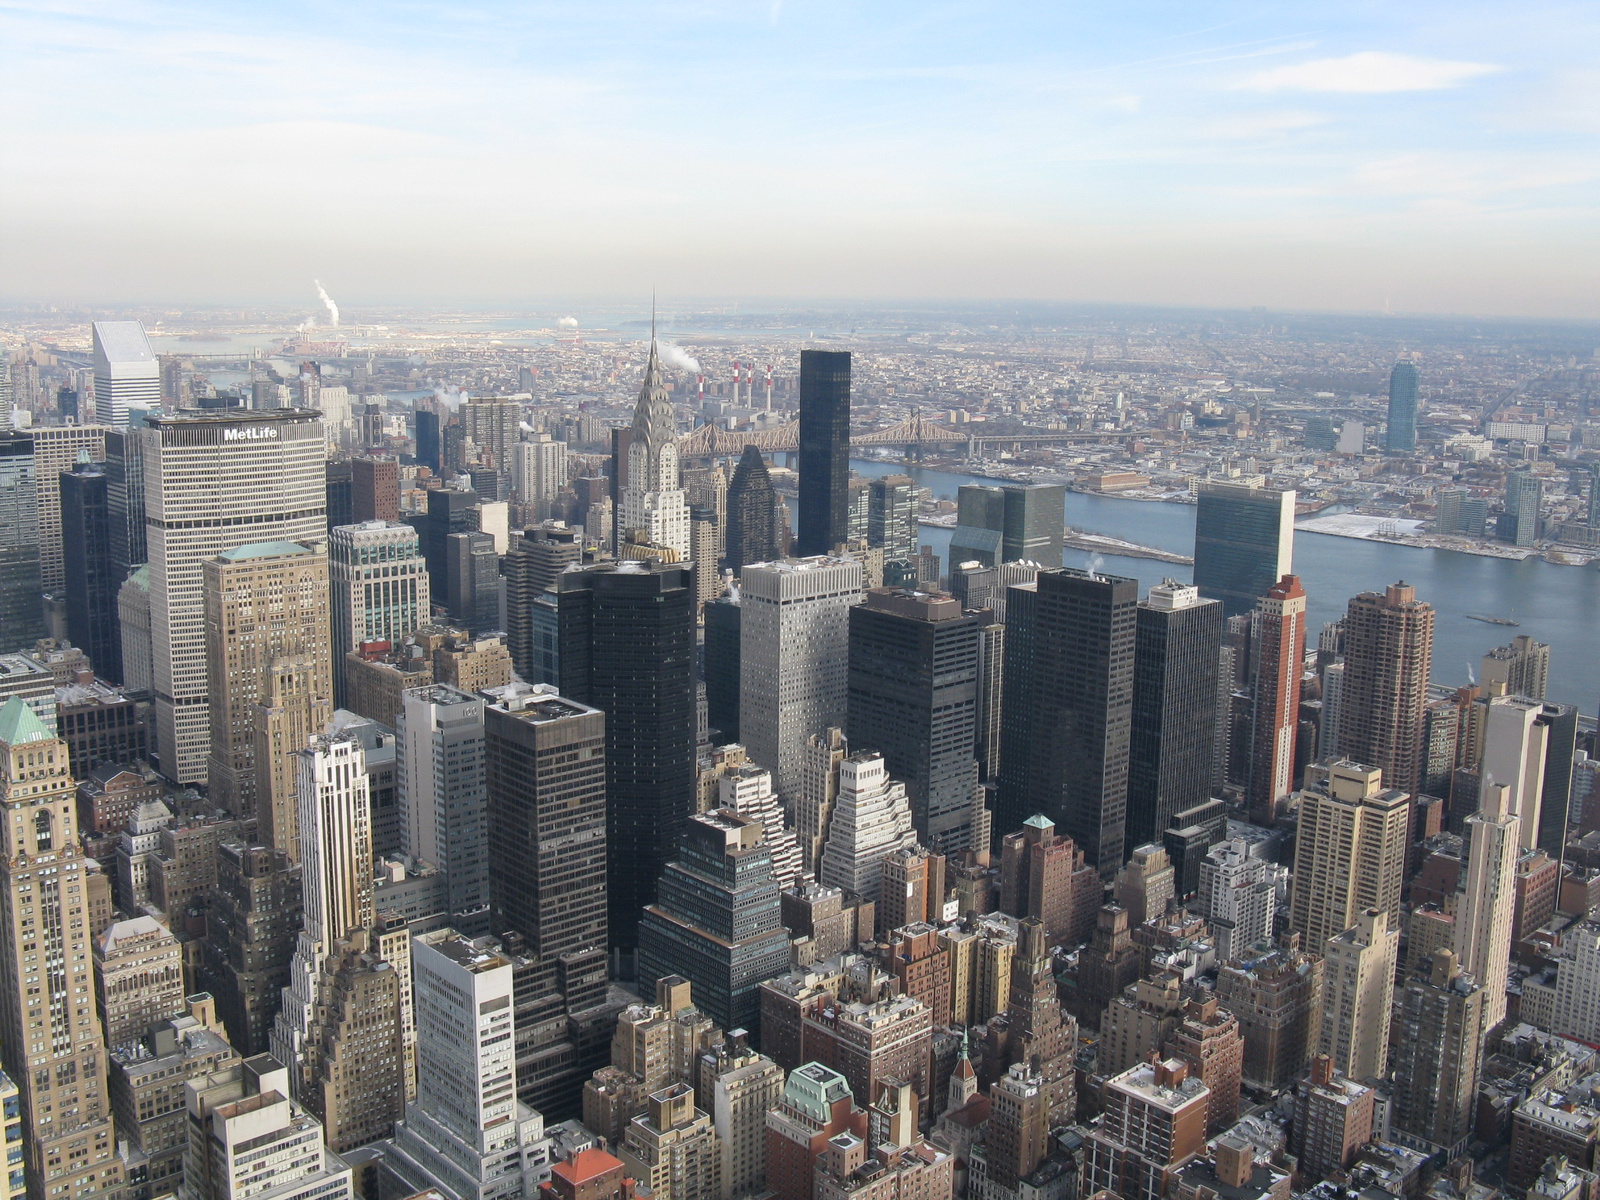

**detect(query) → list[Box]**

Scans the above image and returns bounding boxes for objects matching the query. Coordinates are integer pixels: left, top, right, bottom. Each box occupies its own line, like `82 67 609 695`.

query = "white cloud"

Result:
1242 51 1502 94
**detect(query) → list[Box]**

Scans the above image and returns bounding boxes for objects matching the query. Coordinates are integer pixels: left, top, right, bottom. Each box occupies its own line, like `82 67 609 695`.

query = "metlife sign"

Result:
223 425 280 442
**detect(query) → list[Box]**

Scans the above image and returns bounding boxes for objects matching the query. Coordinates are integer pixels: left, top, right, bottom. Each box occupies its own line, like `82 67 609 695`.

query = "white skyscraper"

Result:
387 930 548 1200
1319 662 1345 761
139 409 326 783
1319 908 1399 1082
817 752 918 903
739 556 863 798
1479 695 1549 850
271 732 375 1090
1197 839 1280 963
91 320 161 427
181 1057 353 1200
512 434 568 507
1551 922 1600 1045
620 342 689 559
717 760 805 891
29 424 107 592
1454 782 1521 1036
399 685 490 935
329 521 430 706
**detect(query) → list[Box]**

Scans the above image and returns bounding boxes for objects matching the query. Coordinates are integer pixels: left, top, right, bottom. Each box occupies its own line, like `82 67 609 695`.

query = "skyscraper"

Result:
103 425 148 595
0 432 44 648
29 424 107 594
413 409 442 474
621 343 689 559
998 568 1139 876
1500 468 1544 547
482 682 608 961
423 486 479 602
948 484 1066 569
388 931 549 1200
867 475 918 561
512 434 569 511
399 685 491 935
817 752 919 903
445 530 500 634
724 445 778 573
796 350 851 556
638 810 791 1038
847 588 990 854
1191 482 1295 618
1338 582 1435 796
704 593 741 744
203 541 331 823
1247 574 1308 824
1317 908 1398 1083
141 409 326 784
1127 581 1222 849
91 319 160 427
1386 360 1419 453
1390 949 1485 1154
0 698 124 1200
329 521 430 707
1454 782 1520 1036
544 562 697 953
61 463 120 678
504 523 582 682
740 557 863 799
351 456 400 523
1289 761 1409 954
1481 635 1551 701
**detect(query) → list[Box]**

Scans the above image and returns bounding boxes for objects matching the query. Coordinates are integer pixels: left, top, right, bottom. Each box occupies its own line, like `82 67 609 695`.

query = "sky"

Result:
2 1 1598 317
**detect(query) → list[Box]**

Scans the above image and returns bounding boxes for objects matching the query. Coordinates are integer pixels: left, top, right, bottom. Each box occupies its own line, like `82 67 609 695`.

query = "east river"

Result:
846 459 1600 713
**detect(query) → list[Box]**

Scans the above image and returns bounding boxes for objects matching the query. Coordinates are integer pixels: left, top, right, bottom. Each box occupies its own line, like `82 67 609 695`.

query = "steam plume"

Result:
657 341 701 374
314 280 340 328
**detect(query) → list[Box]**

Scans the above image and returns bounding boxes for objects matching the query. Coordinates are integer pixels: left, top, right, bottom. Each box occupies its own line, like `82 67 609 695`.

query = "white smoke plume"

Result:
1467 662 1477 685
314 280 340 328
558 316 579 329
1085 554 1105 580
519 421 535 433
434 387 466 412
656 341 701 374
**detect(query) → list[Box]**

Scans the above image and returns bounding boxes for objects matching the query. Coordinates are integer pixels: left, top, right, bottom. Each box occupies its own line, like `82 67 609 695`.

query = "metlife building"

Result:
139 409 327 783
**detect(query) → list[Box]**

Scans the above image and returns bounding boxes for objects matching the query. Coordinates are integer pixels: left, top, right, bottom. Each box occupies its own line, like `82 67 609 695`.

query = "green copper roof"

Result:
1024 813 1054 830
217 540 314 562
0 697 52 746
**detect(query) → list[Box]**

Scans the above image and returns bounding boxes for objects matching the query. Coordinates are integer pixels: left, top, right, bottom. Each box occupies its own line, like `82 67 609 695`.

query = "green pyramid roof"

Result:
0 697 52 746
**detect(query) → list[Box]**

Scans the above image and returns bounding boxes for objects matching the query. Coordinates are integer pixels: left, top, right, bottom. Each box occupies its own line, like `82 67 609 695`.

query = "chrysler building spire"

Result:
621 323 690 559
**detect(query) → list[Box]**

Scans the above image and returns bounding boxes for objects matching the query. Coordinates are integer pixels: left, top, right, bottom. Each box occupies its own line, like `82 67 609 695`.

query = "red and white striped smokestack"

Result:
765 364 773 412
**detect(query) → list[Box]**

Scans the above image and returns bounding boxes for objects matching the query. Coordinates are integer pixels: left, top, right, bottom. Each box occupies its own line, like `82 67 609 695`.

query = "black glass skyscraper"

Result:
796 350 851 556
997 567 1139 877
724 445 779 573
414 409 442 473
483 683 611 1117
949 483 1065 569
1192 482 1295 618
325 461 354 533
636 810 790 1040
704 593 741 743
848 588 991 854
424 487 479 600
1125 582 1222 850
1386 361 1419 453
548 562 696 954
103 427 146 584
61 464 121 683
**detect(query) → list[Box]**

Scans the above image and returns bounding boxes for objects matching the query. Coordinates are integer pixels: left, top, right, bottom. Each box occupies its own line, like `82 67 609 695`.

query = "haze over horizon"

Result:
3 1 1597 318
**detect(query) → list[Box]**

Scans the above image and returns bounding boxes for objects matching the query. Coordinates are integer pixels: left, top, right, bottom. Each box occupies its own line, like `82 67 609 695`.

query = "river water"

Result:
847 459 1600 713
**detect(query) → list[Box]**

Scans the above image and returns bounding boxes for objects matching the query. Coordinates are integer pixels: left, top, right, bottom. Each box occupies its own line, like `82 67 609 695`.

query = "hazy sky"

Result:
3 1 1598 316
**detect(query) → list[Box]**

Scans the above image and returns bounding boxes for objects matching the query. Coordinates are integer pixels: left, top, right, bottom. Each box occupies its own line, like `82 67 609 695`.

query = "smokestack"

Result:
765 364 773 412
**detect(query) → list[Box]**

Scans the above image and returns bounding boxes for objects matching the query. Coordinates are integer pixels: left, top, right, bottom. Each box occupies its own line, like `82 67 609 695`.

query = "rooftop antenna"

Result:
651 288 657 342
